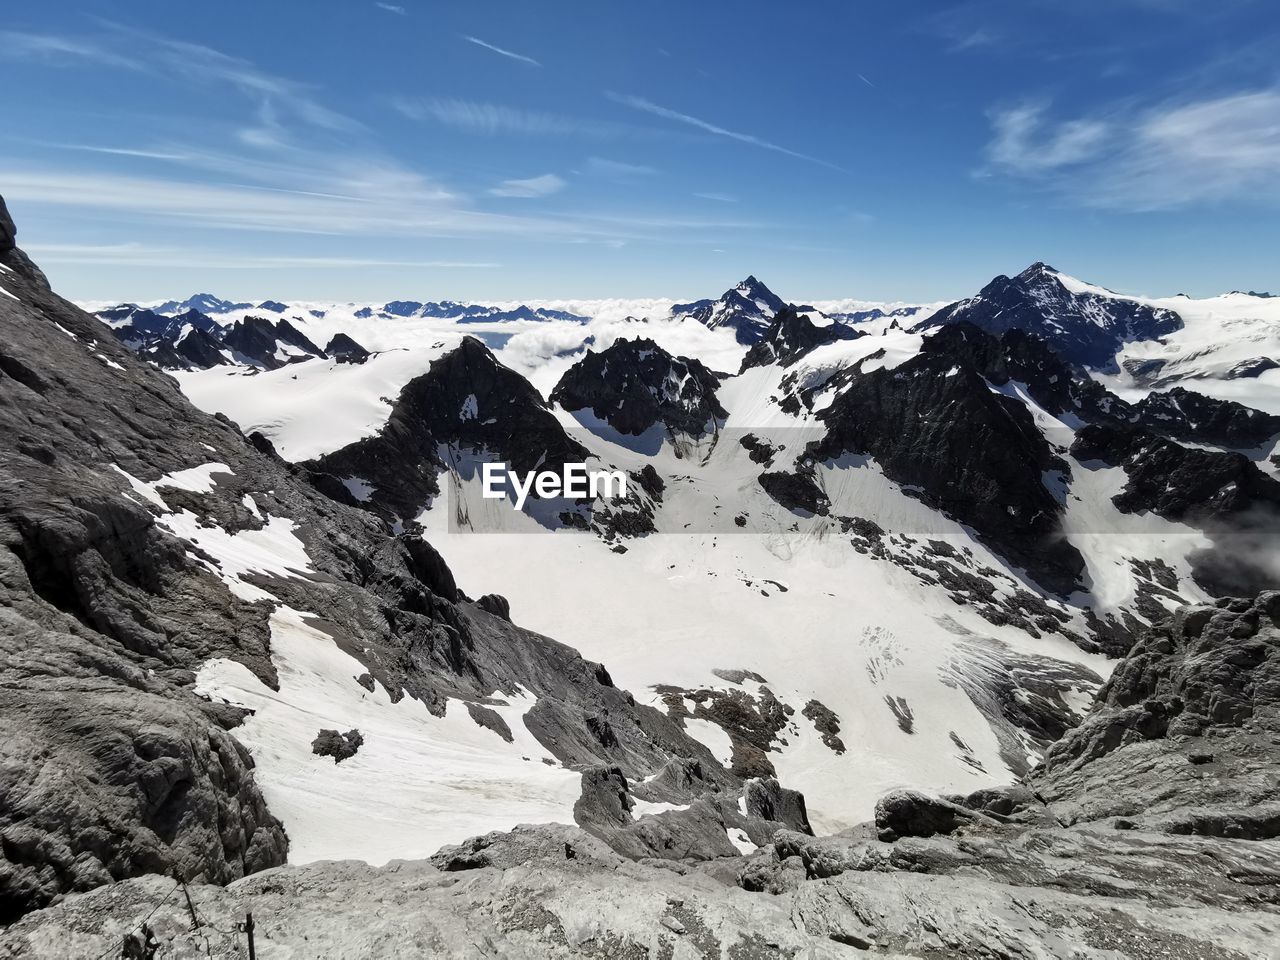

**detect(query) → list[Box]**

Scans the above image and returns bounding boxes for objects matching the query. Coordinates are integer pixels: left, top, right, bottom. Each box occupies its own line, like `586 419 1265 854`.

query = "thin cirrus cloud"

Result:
24 243 499 270
391 96 643 139
0 30 145 70
606 93 845 172
0 25 359 135
693 192 738 203
584 156 657 178
462 35 540 67
984 89 1280 211
375 3 407 13
488 173 566 198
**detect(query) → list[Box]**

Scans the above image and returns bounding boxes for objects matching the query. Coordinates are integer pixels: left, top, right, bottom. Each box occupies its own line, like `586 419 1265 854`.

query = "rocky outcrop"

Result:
1131 386 1280 448
550 337 726 437
919 262 1182 366
310 729 364 763
738 308 859 372
323 332 370 364
313 336 588 522
1071 423 1280 524
811 328 1086 593
1032 591 1280 830
914 321 1131 425
222 316 326 369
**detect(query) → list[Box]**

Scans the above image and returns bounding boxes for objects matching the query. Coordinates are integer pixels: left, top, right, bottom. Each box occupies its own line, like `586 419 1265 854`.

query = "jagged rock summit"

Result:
551 336 728 437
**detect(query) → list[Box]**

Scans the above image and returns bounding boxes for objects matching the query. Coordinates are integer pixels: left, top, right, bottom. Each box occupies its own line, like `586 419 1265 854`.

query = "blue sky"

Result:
2 0 1278 302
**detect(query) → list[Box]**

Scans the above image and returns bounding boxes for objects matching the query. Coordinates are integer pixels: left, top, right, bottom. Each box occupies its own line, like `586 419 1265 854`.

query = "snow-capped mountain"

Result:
95 304 370 372
669 275 815 345
152 292 254 315
919 262 1184 367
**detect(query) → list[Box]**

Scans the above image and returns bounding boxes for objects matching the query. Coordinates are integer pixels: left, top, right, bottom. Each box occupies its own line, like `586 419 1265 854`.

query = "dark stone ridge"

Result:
915 322 1131 425
655 683 796 779
631 464 664 502
550 337 726 437
103 305 336 373
738 308 861 372
465 703 514 742
811 325 1086 594
313 336 587 521
738 433 778 465
256 300 288 313
311 728 364 763
670 275 808 345
1225 356 1279 379
223 316 327 370
918 262 1182 366
1131 386 1280 449
173 327 231 369
323 332 371 364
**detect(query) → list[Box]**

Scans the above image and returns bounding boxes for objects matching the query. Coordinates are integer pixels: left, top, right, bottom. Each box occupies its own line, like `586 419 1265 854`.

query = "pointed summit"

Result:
670 275 810 345
918 263 1181 366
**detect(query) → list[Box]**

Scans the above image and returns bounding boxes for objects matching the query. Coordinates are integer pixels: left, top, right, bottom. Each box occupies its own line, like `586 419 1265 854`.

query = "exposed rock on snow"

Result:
312 336 588 521
811 327 1086 594
738 308 860 372
551 336 727 438
310 728 364 763
1131 386 1280 449
322 332 370 364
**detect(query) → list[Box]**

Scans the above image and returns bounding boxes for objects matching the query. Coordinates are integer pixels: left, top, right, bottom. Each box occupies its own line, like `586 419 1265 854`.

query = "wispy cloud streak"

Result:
607 93 845 172
489 173 565 198
462 35 540 66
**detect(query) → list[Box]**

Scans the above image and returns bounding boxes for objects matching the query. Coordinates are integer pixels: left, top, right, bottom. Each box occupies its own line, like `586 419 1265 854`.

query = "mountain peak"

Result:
1016 262 1059 282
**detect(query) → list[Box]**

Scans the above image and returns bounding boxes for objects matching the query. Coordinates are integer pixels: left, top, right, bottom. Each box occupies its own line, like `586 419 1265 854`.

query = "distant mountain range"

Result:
93 269 1280 393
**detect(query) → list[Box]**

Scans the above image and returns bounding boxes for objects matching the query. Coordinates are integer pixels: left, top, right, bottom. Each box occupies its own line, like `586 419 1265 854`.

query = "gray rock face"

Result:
873 789 993 841
1032 591 1280 830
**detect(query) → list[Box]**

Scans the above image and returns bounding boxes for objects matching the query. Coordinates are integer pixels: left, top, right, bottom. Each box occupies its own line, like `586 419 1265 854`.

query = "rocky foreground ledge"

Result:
4 593 1278 958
